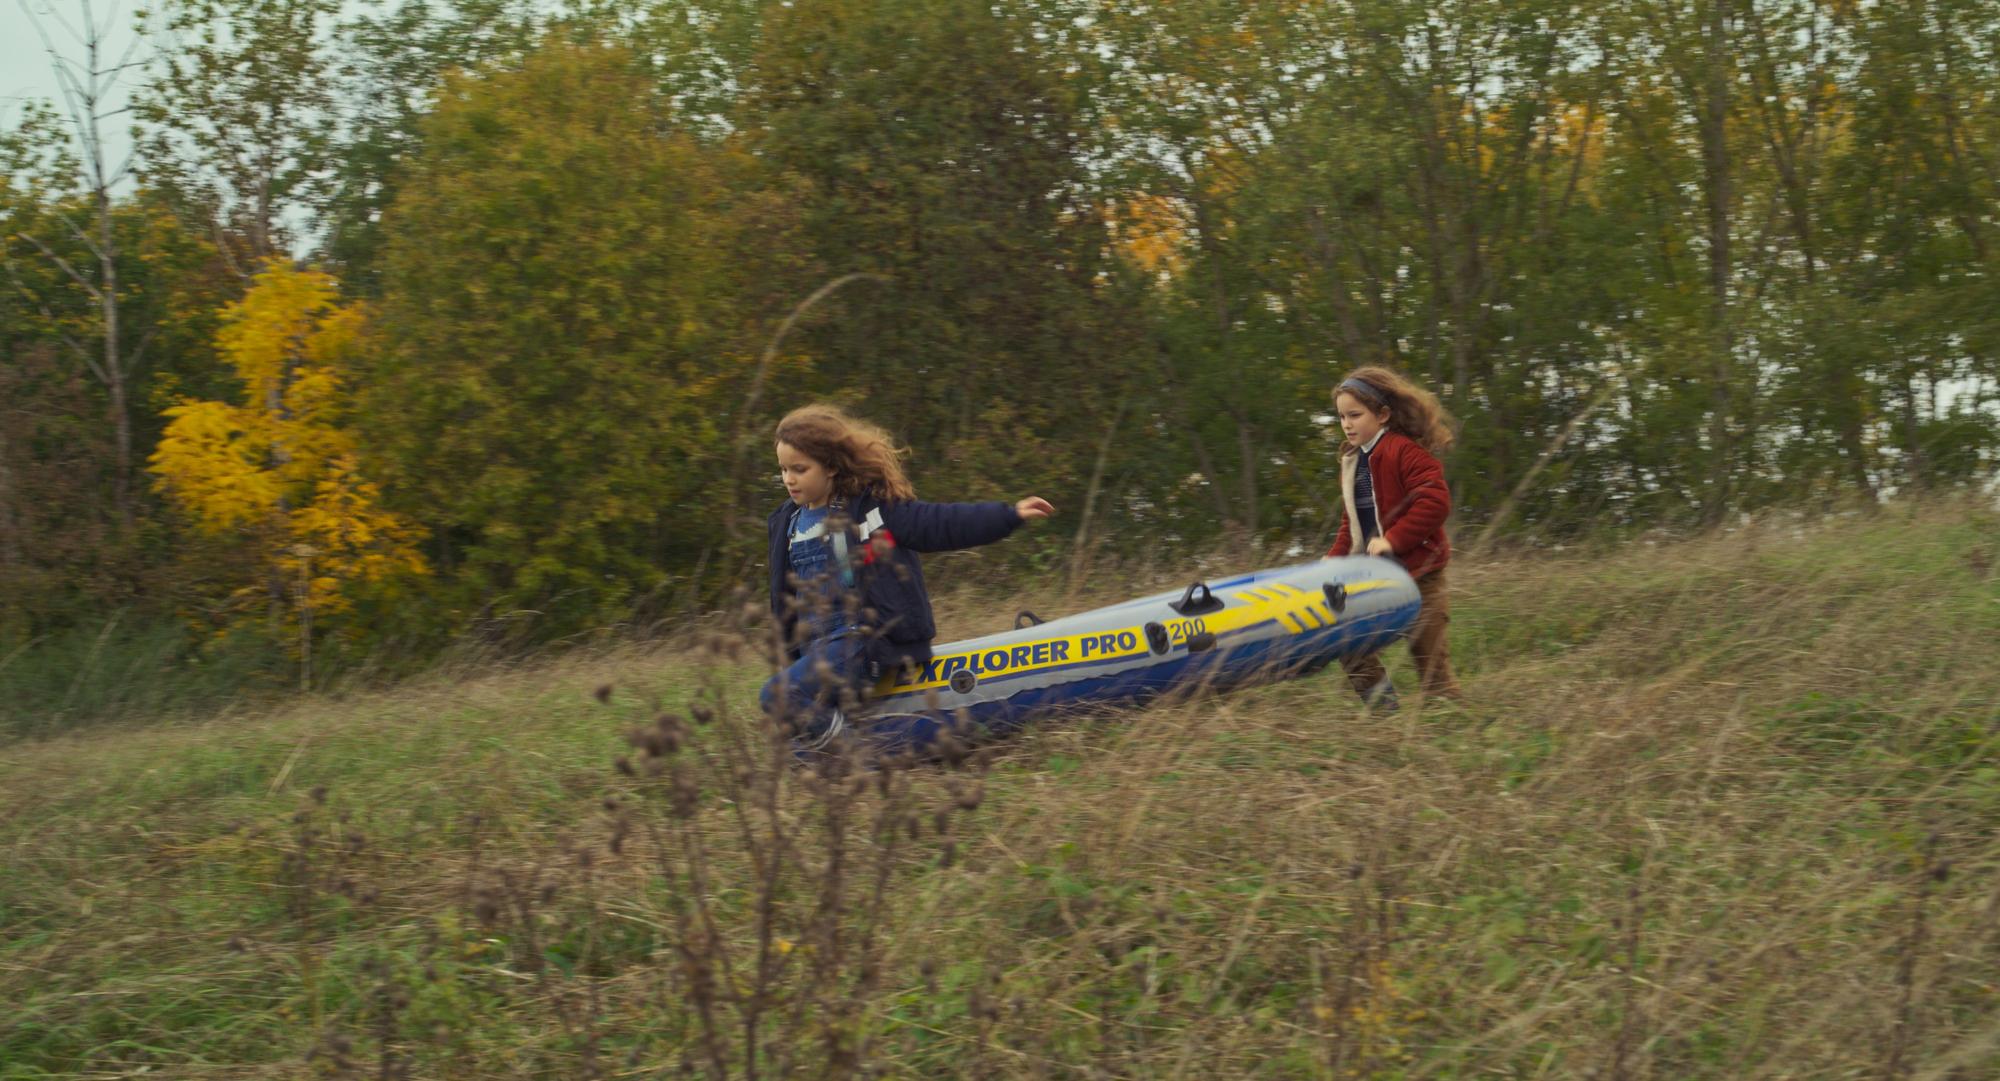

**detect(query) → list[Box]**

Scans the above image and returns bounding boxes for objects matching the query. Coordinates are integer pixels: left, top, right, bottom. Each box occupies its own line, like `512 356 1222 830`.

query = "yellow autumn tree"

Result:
150 260 428 652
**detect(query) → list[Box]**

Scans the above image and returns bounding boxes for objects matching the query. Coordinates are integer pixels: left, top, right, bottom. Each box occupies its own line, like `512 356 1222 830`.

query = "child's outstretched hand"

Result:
1365 537 1394 557
1015 496 1055 521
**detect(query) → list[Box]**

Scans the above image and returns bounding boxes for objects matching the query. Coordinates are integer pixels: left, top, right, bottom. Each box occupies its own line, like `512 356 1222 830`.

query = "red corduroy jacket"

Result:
1326 429 1452 578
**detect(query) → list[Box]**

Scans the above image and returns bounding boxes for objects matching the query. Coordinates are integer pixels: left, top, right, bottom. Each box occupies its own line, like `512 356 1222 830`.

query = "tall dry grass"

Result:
1 499 1995 1078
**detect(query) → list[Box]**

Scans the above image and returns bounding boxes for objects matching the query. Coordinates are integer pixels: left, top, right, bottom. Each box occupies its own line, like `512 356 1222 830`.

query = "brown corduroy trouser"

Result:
1339 567 1462 700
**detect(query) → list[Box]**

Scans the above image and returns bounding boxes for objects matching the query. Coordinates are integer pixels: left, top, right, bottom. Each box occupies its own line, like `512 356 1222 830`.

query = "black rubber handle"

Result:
1171 581 1225 616
1015 610 1045 629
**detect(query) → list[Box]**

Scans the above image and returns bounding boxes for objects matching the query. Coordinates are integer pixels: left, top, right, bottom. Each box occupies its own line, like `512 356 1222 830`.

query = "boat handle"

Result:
1322 582 1347 615
1170 581 1225 616
1015 610 1046 629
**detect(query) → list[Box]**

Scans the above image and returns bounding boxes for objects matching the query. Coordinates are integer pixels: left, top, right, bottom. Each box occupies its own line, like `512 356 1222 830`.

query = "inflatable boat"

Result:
853 555 1421 754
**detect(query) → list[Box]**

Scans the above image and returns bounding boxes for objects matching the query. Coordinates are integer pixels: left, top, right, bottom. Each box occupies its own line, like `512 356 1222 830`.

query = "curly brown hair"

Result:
1334 366 1457 456
774 404 918 502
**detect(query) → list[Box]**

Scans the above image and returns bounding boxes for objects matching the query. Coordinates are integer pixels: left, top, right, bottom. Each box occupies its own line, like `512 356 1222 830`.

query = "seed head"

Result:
654 713 687 755
669 765 700 819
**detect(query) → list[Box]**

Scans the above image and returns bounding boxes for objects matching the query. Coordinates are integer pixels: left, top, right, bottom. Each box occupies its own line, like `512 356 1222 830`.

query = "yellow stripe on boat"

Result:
873 576 1401 697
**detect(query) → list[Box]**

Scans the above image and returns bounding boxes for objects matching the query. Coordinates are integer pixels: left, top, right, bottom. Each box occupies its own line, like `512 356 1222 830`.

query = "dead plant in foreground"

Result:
305 587 988 1079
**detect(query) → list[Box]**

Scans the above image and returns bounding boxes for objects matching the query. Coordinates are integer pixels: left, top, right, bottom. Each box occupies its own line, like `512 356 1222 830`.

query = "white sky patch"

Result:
3 0 149 194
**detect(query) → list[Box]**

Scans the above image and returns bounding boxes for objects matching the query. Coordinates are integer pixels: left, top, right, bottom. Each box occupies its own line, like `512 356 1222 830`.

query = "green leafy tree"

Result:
742 0 1130 510
1826 0 2000 490
361 39 751 639
319 0 543 292
138 0 342 269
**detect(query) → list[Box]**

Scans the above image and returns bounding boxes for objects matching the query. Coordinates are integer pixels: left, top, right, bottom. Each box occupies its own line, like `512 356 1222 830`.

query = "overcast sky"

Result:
3 1 149 181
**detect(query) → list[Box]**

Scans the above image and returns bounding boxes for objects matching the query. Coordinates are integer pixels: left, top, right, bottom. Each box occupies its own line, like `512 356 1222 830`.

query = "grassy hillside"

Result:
3 501 1997 1079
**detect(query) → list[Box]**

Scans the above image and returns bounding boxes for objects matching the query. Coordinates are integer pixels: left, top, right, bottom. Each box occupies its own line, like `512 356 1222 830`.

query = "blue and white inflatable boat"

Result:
854 555 1421 753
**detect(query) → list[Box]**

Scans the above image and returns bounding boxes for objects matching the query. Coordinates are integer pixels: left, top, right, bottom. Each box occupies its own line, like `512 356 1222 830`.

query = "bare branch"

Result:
125 322 159 372
1473 378 1621 558
718 273 891 538
107 145 138 189
52 206 102 254
18 0 85 52
2 250 100 376
110 5 147 73
13 230 103 302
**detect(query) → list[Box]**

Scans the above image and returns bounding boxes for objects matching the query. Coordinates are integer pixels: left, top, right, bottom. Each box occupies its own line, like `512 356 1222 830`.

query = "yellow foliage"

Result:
1310 955 1417 1075
150 399 285 532
149 260 428 646
1109 193 1192 278
279 456 430 620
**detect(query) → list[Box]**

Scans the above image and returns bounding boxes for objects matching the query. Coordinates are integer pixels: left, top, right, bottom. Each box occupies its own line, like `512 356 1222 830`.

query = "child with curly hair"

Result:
762 404 1053 751
1325 367 1463 707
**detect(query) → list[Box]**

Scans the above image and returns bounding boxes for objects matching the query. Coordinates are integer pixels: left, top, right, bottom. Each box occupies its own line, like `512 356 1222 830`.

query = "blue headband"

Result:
1339 377 1385 405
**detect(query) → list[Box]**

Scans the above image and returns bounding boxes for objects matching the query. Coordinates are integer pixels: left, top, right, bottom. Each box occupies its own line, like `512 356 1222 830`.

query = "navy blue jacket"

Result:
767 492 1021 677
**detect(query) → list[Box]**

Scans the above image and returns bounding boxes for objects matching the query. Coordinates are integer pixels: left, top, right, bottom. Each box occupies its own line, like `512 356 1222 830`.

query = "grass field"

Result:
3 501 1997 1079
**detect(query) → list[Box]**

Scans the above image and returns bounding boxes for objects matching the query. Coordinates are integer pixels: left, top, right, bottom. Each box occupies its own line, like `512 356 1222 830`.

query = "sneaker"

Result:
796 708 847 752
1360 680 1400 712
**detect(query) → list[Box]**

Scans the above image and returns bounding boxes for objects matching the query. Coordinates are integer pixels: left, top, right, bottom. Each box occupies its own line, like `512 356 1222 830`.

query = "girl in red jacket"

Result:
1325 366 1463 707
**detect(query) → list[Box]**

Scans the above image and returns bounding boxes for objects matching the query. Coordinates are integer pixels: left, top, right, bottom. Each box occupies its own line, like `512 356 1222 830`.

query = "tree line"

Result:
3 0 1996 698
